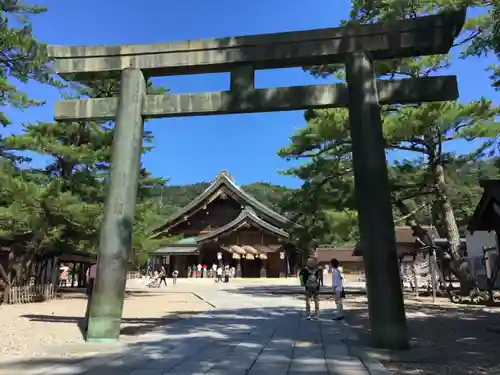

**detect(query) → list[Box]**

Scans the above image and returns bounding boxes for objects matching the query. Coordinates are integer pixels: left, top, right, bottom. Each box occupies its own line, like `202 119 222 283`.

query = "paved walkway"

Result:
0 282 388 375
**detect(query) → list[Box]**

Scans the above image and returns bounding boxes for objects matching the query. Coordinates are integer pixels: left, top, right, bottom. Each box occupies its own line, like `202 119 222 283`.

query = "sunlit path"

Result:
0 282 386 375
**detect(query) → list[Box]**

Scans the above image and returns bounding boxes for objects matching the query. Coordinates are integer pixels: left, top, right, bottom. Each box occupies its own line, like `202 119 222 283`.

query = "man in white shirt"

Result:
330 258 344 321
216 266 223 283
212 263 217 278
196 264 202 278
86 263 97 295
84 262 97 332
322 266 329 286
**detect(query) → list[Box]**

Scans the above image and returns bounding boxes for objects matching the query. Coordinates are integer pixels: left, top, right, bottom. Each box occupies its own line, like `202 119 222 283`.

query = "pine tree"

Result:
0 1 59 288
4 77 170 266
0 1 57 126
280 2 500 292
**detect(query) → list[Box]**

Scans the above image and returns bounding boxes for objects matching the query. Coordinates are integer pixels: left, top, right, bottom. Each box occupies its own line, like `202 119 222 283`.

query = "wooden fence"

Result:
6 284 56 304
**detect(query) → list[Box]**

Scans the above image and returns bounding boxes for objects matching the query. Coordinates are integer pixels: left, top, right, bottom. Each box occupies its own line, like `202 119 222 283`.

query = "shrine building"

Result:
149 171 296 278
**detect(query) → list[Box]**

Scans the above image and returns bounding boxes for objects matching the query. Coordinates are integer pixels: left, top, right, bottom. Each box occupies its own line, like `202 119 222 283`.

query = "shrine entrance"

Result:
49 9 466 348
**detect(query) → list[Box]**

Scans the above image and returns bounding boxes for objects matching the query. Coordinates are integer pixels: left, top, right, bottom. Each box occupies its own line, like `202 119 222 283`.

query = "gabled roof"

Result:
314 247 363 263
197 207 289 244
468 180 500 232
153 171 293 236
394 226 439 243
152 246 199 256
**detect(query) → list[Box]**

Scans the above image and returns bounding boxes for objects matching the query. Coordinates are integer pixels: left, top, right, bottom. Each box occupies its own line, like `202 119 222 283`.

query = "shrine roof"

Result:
151 236 200 254
150 210 289 255
468 180 500 232
152 171 293 236
172 237 198 245
151 246 198 256
197 207 290 244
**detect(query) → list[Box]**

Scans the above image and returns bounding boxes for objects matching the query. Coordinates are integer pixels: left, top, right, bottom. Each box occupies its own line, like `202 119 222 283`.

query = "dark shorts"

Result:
305 287 319 297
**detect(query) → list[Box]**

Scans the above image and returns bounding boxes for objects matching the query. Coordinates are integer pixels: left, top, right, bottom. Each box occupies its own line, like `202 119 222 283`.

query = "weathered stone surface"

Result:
345 52 409 349
86 68 146 343
54 76 458 121
48 11 465 80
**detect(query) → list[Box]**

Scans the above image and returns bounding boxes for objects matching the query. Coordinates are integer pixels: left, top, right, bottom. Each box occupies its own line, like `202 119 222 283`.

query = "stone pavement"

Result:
0 282 389 375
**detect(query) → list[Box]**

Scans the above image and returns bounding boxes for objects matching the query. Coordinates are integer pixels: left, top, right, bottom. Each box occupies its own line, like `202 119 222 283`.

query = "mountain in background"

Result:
149 159 500 230
151 181 293 217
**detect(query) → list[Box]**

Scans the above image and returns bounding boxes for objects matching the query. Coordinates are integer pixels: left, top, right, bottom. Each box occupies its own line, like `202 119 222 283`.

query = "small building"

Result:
150 171 296 278
467 179 500 289
313 247 364 274
468 179 500 233
314 225 441 273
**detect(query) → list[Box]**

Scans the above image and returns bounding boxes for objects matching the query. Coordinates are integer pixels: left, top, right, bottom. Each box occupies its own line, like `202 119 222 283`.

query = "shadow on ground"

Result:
224 284 366 298
342 300 500 375
2 305 353 375
225 284 500 375
5 284 499 375
56 289 176 300
21 311 202 338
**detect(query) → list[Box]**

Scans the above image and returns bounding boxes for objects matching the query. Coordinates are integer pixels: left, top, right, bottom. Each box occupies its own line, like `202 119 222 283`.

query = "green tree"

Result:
0 1 57 127
132 200 179 270
349 1 499 88
1 77 170 273
280 3 500 291
0 1 58 290
241 182 291 213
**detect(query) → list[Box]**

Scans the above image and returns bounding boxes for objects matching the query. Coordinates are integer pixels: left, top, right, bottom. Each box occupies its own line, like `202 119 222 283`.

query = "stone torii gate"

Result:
49 10 465 348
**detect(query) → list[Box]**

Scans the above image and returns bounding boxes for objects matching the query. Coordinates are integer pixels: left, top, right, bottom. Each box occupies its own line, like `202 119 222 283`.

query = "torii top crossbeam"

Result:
48 11 466 122
48 10 465 80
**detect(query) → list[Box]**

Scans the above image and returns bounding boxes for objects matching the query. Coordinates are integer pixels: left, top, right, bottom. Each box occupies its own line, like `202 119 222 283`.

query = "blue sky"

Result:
3 0 498 188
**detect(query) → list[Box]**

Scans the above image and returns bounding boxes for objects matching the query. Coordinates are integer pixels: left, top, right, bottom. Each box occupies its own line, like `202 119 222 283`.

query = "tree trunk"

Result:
13 251 35 286
433 163 476 294
0 262 10 304
1 250 14 303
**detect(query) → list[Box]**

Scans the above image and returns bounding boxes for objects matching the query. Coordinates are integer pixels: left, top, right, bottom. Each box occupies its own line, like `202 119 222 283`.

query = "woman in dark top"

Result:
299 258 322 319
158 266 167 287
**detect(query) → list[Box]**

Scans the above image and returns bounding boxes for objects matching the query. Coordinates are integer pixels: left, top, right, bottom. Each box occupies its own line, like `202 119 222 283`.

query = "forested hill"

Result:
151 159 499 224
152 182 293 216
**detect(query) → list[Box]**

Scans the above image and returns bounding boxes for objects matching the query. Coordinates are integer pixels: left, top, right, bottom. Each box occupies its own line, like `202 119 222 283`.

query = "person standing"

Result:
158 266 167 287
86 262 97 295
299 258 321 320
84 262 97 332
216 266 223 283
196 263 202 278
319 265 324 287
202 264 207 278
323 266 329 287
172 269 179 285
59 267 68 287
330 258 345 321
212 263 217 278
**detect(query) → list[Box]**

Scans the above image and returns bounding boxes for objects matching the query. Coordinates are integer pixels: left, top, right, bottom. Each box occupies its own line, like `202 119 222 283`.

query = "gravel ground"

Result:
0 290 211 358
343 295 500 375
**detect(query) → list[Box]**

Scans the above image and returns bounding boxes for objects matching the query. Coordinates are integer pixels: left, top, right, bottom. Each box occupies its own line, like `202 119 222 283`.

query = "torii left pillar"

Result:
86 68 146 342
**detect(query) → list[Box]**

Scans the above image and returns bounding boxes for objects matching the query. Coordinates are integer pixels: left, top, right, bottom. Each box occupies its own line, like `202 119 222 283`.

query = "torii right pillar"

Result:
346 52 409 349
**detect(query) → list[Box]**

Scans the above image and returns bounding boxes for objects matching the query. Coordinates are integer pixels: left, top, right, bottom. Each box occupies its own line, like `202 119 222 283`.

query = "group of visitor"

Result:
148 265 180 287
299 257 344 321
187 263 236 281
